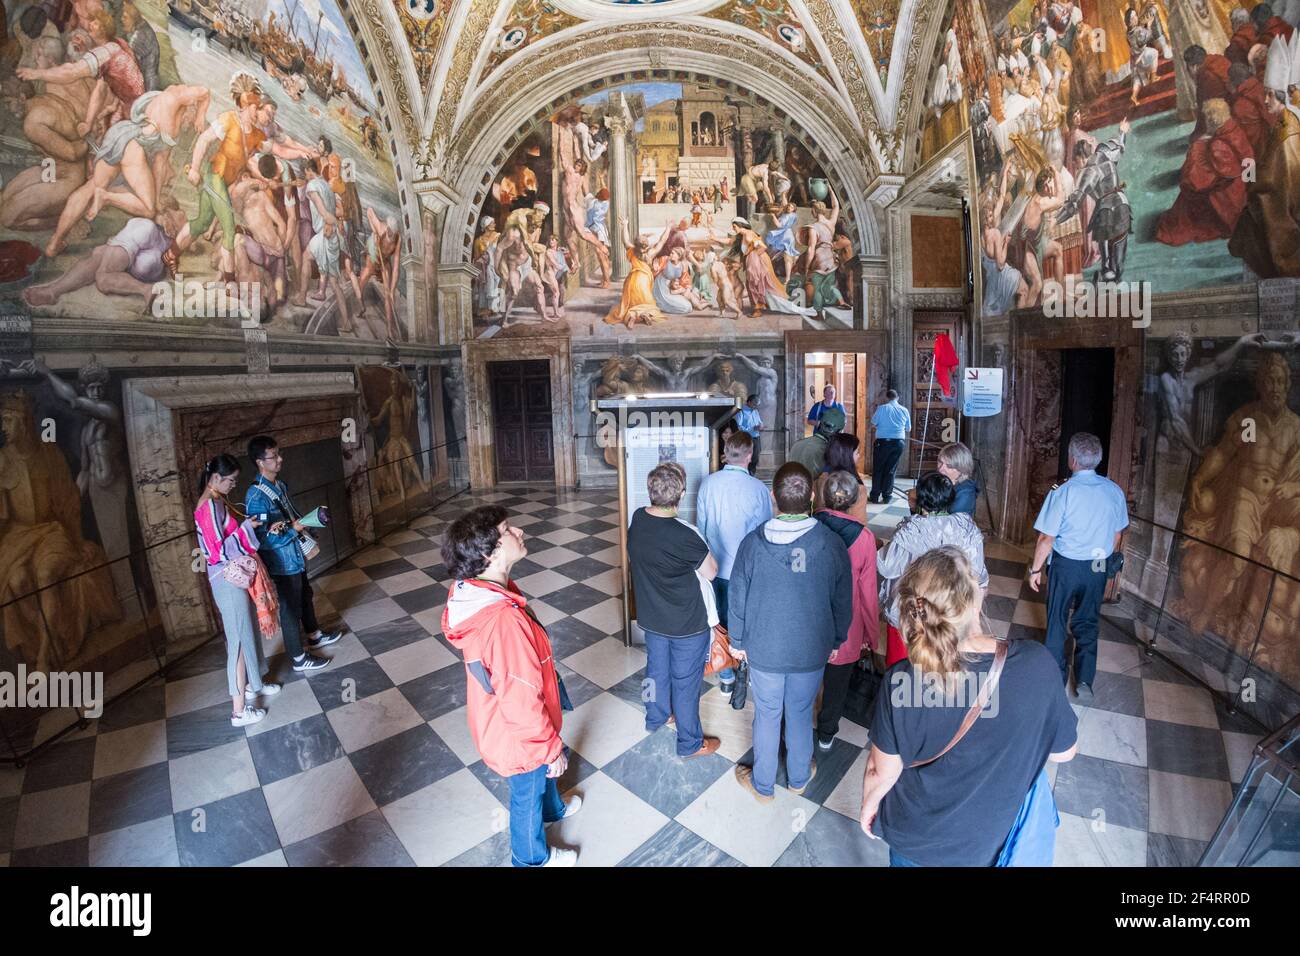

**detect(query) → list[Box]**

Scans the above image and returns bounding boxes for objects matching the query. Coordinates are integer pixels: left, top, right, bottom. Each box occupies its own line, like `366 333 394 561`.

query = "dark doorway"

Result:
1058 348 1115 479
489 360 555 483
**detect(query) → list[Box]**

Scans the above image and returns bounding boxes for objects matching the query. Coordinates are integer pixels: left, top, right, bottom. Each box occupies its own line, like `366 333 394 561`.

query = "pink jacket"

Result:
814 508 880 665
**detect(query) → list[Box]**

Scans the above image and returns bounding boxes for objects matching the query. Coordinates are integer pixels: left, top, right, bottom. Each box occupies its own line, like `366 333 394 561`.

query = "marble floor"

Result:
0 484 1264 867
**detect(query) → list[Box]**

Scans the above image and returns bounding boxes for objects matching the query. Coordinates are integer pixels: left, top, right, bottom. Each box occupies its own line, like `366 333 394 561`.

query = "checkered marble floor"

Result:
0 484 1265 867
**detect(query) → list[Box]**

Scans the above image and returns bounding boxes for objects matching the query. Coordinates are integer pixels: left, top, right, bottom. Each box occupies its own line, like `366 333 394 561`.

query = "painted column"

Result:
606 105 634 281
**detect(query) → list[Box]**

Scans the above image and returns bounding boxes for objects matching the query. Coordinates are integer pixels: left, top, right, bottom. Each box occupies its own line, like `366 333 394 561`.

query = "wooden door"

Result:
489 360 555 483
911 313 962 474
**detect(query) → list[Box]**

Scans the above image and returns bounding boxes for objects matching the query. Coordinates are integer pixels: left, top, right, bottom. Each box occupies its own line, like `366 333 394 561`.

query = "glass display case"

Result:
1200 714 1300 866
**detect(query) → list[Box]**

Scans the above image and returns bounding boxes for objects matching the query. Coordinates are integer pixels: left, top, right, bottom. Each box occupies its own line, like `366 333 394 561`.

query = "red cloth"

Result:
1231 75 1279 154
442 579 564 777
1156 119 1253 245
1225 24 1258 63
1191 55 1233 140
1258 16 1294 46
816 509 881 664
932 332 959 398
885 624 908 669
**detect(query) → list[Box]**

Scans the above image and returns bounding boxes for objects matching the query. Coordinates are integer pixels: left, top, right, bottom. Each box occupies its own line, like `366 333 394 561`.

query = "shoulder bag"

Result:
254 480 321 561
908 639 1008 768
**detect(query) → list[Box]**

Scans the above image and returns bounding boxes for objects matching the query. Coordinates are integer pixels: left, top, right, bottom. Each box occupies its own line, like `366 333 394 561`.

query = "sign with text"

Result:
962 367 1004 418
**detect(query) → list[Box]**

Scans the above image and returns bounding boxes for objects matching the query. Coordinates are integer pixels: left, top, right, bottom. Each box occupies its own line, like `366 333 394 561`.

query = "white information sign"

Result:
962 367 1004 418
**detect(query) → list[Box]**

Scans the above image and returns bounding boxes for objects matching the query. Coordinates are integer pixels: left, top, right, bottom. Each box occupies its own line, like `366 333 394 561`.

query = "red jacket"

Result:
442 579 564 777
813 509 880 665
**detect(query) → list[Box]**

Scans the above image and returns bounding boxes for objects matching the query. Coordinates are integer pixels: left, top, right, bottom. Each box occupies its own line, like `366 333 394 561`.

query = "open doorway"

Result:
1059 348 1115 479
803 350 868 451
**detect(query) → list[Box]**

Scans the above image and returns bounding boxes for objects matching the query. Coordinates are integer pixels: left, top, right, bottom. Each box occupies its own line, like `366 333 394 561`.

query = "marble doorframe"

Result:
464 335 576 490
783 329 889 470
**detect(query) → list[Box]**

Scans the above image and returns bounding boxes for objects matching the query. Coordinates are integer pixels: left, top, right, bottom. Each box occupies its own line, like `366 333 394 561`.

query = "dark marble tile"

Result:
562 536 617 558
544 583 609 615
0 795 17 854
247 713 346 786
393 584 446 616
1213 697 1267 735
556 748 599 792
1146 720 1230 781
442 829 511 867
603 729 732 817
555 556 619 581
389 539 440 558
1085 670 1145 719
1006 623 1047 645
89 762 173 835
331 582 387 612
354 617 432 657
397 662 466 721
555 666 603 710
350 724 462 805
174 787 281 867
364 558 419 581
97 680 166 733
21 737 97 794
166 702 247 760
164 639 229 680
283 810 415 866
1147 833 1208 867
1018 582 1047 604
986 557 1028 579
607 667 709 714
1053 754 1148 832
529 508 565 521
981 594 1019 623
466 748 597 809
542 617 609 659
524 521 560 537
309 658 394 712
1134 653 1203 689
776 806 890 867
507 557 546 580
569 519 615 536
10 836 89 867
792 737 861 805
619 821 743 868
466 761 511 806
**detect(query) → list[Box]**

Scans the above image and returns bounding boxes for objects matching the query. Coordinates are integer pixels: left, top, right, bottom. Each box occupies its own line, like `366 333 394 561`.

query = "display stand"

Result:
592 395 740 646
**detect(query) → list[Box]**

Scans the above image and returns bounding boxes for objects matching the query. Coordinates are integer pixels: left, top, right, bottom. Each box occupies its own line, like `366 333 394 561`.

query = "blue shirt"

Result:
1033 470 1129 561
736 406 762 438
807 400 845 423
245 475 305 575
696 465 773 579
871 400 911 440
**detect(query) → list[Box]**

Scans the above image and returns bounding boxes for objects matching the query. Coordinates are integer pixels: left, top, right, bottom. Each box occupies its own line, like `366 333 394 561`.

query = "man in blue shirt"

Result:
1029 432 1129 699
245 435 340 672
806 384 845 426
735 394 763 476
868 388 911 504
696 431 772 696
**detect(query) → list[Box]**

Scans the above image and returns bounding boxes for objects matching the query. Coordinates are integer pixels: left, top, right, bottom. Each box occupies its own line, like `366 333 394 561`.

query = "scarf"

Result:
249 555 280 639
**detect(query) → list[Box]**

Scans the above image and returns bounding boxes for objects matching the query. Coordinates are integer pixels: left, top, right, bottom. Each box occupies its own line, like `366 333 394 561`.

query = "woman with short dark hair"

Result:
441 505 581 867
814 432 867 523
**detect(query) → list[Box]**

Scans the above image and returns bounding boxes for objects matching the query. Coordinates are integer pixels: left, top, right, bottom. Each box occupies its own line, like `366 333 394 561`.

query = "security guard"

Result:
1028 432 1129 699
868 388 911 503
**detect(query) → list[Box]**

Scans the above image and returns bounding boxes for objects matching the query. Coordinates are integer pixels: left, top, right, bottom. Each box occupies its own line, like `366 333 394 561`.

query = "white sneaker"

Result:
542 846 578 867
245 682 282 701
231 707 266 727
545 794 582 827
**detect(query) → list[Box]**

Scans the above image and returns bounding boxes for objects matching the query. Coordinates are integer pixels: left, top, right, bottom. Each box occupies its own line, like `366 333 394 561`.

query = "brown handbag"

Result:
704 623 740 677
909 639 1008 768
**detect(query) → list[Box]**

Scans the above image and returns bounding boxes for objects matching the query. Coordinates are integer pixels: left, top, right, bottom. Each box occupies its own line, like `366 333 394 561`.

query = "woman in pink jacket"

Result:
812 470 880 750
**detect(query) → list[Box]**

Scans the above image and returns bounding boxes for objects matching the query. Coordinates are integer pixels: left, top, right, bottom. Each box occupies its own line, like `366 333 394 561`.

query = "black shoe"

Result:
1074 682 1094 703
292 654 330 672
816 734 835 752
304 630 342 649
719 680 735 697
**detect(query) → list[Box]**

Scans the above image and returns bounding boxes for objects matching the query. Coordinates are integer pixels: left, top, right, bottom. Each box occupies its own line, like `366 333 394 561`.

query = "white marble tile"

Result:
165 667 232 718
405 548 444 570
595 527 623 543
590 545 624 566
1143 680 1219 730
382 530 425 546
822 749 868 822
1073 706 1147 767
560 693 648 767
245 678 324 736
987 617 1011 638
1097 639 1142 675
1148 770 1233 842
511 513 543 528
573 597 626 636
93 719 168 779
383 768 503 867
262 756 376 846
511 500 547 514
375 569 435 596
326 686 424 752
526 546 582 568
429 708 481 766
514 569 576 597
677 768 818 867
351 547 401 568
103 659 162 699
315 632 370 669
375 637 458 685
696 685 755 762
1011 599 1048 628
317 568 372 593
1222 731 1261 785
987 574 1023 599
1054 811 1147 866
169 738 260 812
13 782 90 850
339 597 407 633
586 569 625 596
526 599 567 627
237 849 288 867
836 719 871 749
548 771 669 867
89 815 180 867
561 637 645 689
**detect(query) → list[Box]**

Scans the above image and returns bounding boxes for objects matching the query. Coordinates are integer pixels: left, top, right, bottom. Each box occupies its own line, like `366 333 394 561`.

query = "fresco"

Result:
0 0 408 339
916 0 981 167
969 0 1300 308
469 81 859 340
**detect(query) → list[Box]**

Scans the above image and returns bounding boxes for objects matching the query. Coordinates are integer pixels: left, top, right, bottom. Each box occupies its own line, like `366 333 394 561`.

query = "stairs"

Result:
1082 58 1177 131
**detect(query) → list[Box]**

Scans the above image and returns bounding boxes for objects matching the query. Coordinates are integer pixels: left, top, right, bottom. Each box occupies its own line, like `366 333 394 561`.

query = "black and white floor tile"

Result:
0 484 1260 867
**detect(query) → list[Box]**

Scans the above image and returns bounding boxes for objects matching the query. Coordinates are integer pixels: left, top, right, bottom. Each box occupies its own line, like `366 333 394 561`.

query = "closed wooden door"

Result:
911 313 962 474
489 360 555 483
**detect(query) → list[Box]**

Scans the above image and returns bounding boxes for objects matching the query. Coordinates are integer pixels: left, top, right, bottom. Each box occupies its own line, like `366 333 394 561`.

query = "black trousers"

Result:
748 435 760 476
272 571 319 659
1045 555 1107 687
816 661 856 741
869 438 905 502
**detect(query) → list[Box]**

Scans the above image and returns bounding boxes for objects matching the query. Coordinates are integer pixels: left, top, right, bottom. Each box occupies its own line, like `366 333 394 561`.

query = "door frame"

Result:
465 336 575 489
784 329 889 469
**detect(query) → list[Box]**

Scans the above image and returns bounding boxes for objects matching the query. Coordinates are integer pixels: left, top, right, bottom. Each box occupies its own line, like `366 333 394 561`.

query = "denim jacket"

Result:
244 476 304 576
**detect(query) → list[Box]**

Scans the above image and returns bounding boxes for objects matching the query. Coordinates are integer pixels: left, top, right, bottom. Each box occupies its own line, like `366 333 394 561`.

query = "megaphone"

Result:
300 506 332 529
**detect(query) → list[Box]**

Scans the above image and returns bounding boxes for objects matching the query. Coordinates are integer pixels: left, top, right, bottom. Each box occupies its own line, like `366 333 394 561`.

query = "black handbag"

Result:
1105 551 1125 579
730 660 748 710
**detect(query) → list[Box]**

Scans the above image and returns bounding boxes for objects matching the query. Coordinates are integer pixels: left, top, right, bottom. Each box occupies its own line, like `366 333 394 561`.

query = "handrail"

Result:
1124 512 1300 587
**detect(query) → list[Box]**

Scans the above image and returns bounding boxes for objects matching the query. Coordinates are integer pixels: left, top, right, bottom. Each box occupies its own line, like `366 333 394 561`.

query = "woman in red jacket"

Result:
441 506 581 867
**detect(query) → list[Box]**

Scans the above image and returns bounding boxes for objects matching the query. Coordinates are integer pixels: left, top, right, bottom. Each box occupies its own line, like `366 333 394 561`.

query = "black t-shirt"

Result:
626 508 710 638
871 638 1077 866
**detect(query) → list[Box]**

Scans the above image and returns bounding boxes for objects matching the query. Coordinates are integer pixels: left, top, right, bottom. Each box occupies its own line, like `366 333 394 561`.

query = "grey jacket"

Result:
876 512 989 626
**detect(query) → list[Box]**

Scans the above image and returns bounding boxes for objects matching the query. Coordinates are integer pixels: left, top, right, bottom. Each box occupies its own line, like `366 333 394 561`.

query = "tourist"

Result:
626 463 722 758
806 383 845 425
441 506 581 867
868 388 911 504
937 441 979 517
1029 432 1129 698
729 463 853 801
195 454 280 727
814 432 867 524
735 394 763 475
877 472 989 668
812 470 880 750
696 431 772 697
859 546 1078 866
244 435 339 672
789 404 845 477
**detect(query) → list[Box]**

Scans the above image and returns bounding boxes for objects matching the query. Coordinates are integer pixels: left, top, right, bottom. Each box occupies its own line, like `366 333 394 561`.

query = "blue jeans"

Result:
748 666 822 795
643 628 709 756
508 763 566 867
889 847 922 867
710 579 735 684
